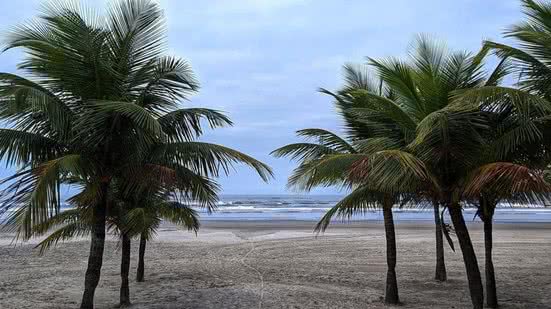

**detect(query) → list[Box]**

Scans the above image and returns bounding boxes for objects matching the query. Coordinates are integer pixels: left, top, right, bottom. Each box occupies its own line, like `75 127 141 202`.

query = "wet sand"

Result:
1 221 550 308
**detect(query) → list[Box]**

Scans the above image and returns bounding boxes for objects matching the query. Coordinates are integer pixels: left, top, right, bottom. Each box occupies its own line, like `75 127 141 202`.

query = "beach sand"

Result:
1 221 550 309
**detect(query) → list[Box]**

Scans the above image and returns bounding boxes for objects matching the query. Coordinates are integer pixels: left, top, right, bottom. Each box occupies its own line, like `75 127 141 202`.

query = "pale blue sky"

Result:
0 0 522 195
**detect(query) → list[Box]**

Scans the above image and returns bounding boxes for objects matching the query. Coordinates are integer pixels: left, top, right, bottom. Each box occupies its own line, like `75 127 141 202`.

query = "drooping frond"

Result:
287 154 366 191
0 73 73 138
155 142 273 181
315 186 383 232
0 129 63 166
295 128 356 153
348 150 439 194
135 57 199 111
35 221 91 255
271 143 339 162
462 162 551 203
158 108 232 141
157 202 200 232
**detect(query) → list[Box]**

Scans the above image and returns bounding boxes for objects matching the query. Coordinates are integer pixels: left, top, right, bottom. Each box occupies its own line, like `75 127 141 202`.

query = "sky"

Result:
0 0 523 195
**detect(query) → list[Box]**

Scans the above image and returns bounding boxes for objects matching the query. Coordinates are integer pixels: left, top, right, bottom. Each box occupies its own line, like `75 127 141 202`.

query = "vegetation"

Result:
272 126 410 304
0 0 550 308
0 0 271 308
274 30 551 308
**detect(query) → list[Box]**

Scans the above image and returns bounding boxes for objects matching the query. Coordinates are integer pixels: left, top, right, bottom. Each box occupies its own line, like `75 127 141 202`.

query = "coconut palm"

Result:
272 66 433 304
357 37 515 309
30 190 199 307
450 1 551 306
125 197 200 283
276 36 511 308
272 128 414 305
451 87 551 308
0 1 272 308
459 162 550 308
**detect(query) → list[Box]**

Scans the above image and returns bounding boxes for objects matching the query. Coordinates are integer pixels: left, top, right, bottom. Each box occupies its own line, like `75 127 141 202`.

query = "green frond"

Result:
0 73 73 137
107 0 167 80
271 143 339 162
341 64 379 92
157 202 200 232
0 129 62 166
82 100 165 139
352 137 403 153
156 142 273 181
347 89 417 135
123 207 161 238
367 57 425 120
287 154 366 191
31 208 90 237
295 128 356 153
348 150 439 194
35 221 91 255
2 154 90 240
315 186 383 232
158 108 232 141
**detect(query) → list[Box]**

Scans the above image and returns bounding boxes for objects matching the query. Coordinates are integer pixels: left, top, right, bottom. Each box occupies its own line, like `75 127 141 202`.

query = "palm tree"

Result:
275 36 511 308
459 163 550 308
451 1 551 306
0 1 272 308
359 37 514 309
272 66 433 304
273 129 401 304
30 190 200 307
124 197 200 283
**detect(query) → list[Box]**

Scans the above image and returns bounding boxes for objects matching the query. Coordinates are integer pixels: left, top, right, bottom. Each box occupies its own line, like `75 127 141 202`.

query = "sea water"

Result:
195 195 551 223
2 194 550 223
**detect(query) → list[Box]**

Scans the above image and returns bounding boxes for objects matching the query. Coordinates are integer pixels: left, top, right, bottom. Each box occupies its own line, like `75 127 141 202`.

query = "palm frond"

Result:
462 162 551 203
158 108 232 141
156 142 273 181
315 186 383 232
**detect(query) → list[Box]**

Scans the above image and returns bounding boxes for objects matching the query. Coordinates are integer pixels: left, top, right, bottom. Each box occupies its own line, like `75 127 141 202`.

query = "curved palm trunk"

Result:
80 183 108 309
433 200 447 281
119 233 131 307
448 204 483 309
382 197 399 305
136 233 146 282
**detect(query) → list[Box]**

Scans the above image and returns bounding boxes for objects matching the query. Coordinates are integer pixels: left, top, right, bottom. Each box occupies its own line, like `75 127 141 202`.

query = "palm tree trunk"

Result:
484 217 497 308
136 233 146 282
433 200 447 281
382 197 400 305
448 204 483 309
119 233 131 307
481 202 498 309
80 183 108 309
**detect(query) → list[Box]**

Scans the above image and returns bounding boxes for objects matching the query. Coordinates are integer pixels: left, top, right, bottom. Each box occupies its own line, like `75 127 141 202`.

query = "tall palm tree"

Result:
124 197 200 283
358 37 514 309
272 66 432 304
276 37 510 308
459 162 550 308
272 129 408 305
0 1 272 308
452 1 551 306
30 190 200 307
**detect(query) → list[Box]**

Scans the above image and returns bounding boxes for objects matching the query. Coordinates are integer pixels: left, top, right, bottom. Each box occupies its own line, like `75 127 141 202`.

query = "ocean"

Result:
196 195 551 223
2 194 550 223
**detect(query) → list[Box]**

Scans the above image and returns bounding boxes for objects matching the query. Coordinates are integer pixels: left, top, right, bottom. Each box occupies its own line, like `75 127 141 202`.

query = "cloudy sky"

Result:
0 0 523 195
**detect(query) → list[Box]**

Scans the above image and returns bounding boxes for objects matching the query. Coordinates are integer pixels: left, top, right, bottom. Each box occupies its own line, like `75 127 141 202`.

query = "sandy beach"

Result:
1 221 550 309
